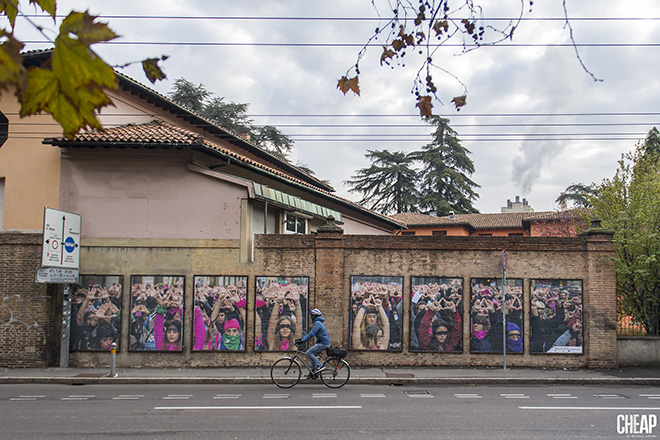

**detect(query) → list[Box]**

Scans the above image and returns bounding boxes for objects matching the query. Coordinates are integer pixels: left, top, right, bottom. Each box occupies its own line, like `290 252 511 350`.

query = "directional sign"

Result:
42 207 81 269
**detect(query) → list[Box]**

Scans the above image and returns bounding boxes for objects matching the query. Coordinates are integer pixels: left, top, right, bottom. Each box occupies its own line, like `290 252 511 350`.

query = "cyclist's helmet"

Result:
310 308 322 318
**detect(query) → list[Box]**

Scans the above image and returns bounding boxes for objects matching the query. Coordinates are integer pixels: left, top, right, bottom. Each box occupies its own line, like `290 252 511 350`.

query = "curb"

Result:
1 377 659 386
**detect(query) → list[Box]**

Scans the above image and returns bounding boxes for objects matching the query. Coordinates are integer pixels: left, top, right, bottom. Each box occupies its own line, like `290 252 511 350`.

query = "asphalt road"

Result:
2 383 659 439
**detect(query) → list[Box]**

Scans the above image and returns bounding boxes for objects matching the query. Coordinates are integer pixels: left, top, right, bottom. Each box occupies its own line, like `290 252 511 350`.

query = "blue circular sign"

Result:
64 236 76 253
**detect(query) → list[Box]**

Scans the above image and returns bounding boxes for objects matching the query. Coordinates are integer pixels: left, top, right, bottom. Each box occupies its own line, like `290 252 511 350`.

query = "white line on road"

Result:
501 394 529 399
263 394 289 399
313 393 337 398
214 394 242 399
360 394 386 398
155 405 362 411
520 407 660 411
454 394 482 399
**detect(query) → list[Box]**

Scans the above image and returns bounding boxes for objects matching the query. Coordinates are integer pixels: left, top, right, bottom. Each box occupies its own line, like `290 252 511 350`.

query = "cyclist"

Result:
296 308 330 375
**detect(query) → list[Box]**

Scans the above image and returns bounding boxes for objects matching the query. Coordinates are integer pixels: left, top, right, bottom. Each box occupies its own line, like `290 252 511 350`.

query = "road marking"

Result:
113 395 143 400
164 395 192 400
10 395 45 401
454 394 482 399
548 394 578 399
264 394 289 399
594 394 627 399
640 394 660 399
520 406 660 411
63 395 94 401
155 405 362 411
214 394 242 399
360 394 386 398
312 393 337 398
501 393 529 399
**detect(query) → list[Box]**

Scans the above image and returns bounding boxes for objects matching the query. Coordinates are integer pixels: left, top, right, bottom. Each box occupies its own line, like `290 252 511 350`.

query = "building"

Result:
390 210 586 237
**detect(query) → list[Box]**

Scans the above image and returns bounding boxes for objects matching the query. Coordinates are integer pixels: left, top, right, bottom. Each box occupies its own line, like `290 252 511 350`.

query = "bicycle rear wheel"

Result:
271 357 302 388
319 357 350 388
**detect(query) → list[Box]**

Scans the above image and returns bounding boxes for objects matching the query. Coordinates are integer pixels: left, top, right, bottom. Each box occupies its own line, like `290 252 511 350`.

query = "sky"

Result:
12 0 660 213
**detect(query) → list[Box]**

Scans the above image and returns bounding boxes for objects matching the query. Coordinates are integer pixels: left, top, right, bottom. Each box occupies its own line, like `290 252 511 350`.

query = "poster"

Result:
530 279 583 354
129 275 184 352
254 276 309 351
410 277 463 352
350 275 403 351
70 275 122 352
193 276 248 351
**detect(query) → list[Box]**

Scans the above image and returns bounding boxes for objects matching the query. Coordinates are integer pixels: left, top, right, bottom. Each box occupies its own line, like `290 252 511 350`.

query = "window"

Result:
284 213 307 234
508 233 523 237
432 230 447 236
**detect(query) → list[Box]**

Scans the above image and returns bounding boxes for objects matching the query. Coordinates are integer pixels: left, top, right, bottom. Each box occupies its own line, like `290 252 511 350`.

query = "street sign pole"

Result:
38 207 81 369
502 250 507 370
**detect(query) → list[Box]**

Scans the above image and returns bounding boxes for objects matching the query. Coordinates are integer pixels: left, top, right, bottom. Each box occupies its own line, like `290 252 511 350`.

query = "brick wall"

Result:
0 223 617 369
0 232 57 367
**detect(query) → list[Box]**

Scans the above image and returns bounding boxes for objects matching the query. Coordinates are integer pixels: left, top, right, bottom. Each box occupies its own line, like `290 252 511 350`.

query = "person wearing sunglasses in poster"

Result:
418 299 462 352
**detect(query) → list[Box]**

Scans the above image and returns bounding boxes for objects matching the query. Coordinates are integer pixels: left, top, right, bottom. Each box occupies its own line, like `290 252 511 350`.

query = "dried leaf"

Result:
59 10 118 46
392 39 405 51
433 20 449 37
416 95 433 118
142 57 167 83
451 95 467 110
380 47 395 65
337 75 360 96
0 31 25 87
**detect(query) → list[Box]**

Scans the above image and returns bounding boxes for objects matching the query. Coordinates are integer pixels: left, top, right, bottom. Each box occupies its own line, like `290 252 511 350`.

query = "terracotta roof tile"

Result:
389 210 585 229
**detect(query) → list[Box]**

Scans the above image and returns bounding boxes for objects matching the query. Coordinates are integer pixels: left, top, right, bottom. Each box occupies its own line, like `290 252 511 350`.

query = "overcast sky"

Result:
17 0 660 213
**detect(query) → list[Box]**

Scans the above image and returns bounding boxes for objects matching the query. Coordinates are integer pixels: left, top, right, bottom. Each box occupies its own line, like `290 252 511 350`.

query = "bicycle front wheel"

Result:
271 357 302 388
320 357 350 388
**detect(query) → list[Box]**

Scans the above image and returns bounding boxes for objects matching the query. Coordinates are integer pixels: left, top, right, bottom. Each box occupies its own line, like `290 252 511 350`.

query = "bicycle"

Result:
270 341 350 388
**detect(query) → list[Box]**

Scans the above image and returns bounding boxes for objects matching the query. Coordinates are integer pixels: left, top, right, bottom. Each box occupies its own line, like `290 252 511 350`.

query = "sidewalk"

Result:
1 365 659 386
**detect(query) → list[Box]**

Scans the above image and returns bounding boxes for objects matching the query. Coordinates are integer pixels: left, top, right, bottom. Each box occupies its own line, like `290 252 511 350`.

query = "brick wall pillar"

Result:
314 217 346 348
579 220 617 368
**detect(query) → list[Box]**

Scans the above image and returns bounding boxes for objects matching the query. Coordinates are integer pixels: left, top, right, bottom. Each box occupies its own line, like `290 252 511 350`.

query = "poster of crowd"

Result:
129 276 184 352
193 276 248 351
410 277 463 352
254 276 309 351
70 275 122 352
470 278 524 354
530 279 583 354
350 276 403 351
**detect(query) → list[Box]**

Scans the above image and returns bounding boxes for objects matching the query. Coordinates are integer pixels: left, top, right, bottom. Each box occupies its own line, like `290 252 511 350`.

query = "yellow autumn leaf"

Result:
0 0 19 28
21 67 59 115
0 31 24 86
337 75 360 96
142 57 167 83
31 0 56 18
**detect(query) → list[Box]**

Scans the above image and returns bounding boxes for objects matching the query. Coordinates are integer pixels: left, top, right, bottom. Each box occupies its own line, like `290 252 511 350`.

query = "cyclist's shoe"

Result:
312 366 325 375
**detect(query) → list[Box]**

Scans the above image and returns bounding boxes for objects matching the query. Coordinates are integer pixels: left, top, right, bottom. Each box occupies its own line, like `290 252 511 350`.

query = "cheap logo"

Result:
617 414 657 435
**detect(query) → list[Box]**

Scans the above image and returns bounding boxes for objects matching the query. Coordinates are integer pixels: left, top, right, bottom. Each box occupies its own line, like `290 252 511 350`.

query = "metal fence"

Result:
617 304 659 336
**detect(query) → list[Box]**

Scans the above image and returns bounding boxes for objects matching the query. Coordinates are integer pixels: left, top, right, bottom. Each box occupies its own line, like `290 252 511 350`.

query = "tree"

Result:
0 0 166 137
346 117 479 215
643 127 660 158
345 149 420 214
587 138 660 335
417 117 479 215
168 78 294 159
337 0 599 118
556 183 599 209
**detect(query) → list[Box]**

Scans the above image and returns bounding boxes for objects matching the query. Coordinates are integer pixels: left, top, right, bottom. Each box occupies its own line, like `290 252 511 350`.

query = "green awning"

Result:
252 183 342 223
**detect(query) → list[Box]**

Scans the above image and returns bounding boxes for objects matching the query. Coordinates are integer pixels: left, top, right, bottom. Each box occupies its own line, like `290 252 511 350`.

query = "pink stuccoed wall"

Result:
59 149 245 240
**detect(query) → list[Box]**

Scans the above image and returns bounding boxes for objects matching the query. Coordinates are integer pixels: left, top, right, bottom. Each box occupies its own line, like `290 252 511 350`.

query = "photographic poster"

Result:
70 275 122 352
129 275 184 352
410 277 463 352
470 278 524 354
193 276 248 351
254 276 309 351
530 279 583 354
350 275 403 351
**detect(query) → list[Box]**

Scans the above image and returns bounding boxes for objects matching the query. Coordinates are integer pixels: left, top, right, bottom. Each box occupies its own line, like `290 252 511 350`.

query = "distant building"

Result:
390 209 587 237
501 195 533 213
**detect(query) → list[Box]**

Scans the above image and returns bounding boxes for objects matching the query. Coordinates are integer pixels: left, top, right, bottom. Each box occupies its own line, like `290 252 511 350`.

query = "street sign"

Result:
36 267 79 284
41 207 81 269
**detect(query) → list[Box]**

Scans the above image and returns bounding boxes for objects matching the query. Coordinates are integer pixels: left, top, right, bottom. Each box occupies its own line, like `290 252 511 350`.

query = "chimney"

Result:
449 211 455 219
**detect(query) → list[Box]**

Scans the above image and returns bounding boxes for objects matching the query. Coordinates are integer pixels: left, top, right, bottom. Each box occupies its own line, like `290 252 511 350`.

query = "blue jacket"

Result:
301 316 331 346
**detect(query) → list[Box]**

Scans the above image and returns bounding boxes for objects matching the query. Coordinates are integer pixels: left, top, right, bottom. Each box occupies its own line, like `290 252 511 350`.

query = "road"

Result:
1 383 659 439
